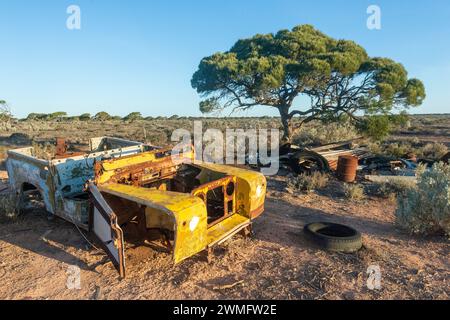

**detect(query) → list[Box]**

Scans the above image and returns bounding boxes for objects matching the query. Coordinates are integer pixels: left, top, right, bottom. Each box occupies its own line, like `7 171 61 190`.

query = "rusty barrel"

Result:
336 155 358 183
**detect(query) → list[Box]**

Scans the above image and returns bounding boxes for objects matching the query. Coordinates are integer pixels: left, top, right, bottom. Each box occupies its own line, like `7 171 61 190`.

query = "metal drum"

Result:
337 155 358 183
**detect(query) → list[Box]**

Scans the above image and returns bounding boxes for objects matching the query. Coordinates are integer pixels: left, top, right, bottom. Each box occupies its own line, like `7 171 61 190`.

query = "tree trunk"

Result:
279 107 292 144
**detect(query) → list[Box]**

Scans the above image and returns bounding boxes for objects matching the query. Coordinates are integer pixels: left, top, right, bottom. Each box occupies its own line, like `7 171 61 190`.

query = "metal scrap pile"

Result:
251 137 449 185
273 138 370 175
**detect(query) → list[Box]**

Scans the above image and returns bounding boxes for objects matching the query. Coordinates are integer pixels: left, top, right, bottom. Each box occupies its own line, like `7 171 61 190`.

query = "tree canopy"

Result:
93 111 112 121
79 113 91 121
26 112 67 121
191 24 426 142
123 112 143 121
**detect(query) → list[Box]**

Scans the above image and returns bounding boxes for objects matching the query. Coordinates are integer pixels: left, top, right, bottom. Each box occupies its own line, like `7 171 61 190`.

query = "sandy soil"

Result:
0 175 448 300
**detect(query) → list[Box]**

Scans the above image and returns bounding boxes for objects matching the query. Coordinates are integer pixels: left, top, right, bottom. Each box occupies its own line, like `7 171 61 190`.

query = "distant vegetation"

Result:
92 111 112 121
20 112 284 122
0 100 12 123
123 112 143 121
26 112 68 121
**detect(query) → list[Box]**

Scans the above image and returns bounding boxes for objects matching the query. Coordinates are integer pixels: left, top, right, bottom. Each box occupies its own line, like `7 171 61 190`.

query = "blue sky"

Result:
0 0 449 118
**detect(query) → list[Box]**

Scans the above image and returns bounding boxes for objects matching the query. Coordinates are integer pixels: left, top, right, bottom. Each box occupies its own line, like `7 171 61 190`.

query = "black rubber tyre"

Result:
290 150 330 174
304 222 362 253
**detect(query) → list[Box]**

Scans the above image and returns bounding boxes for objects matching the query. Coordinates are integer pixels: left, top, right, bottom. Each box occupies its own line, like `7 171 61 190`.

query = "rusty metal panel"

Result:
6 137 145 228
98 183 208 264
191 162 267 220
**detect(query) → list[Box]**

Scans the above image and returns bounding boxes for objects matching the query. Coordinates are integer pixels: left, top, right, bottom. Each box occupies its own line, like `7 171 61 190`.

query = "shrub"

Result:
48 112 67 120
396 162 450 237
26 113 49 121
375 179 417 198
79 113 91 121
367 141 383 155
287 172 329 194
358 113 410 141
93 111 112 121
383 142 415 159
0 192 19 222
123 112 143 121
343 183 365 201
369 178 417 203
373 141 448 161
418 142 448 160
358 115 391 141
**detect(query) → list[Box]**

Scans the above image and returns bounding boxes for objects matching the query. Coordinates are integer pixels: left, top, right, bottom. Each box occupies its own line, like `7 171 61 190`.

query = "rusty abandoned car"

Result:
6 137 267 277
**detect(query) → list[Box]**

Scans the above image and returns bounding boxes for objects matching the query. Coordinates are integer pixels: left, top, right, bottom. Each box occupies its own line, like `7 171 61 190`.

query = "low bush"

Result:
368 141 447 161
343 183 365 201
375 179 417 198
287 172 329 194
418 142 448 160
383 142 416 159
396 162 450 237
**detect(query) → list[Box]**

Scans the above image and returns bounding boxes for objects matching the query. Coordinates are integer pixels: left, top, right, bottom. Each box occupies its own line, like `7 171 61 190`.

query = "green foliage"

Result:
49 111 67 119
26 112 68 121
199 98 220 113
192 24 426 141
357 112 410 141
79 113 91 121
123 112 143 121
358 115 392 141
396 162 450 237
392 111 410 127
26 113 48 120
93 111 112 121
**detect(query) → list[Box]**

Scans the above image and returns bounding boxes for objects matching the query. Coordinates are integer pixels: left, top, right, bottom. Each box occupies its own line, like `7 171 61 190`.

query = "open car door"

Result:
88 182 126 278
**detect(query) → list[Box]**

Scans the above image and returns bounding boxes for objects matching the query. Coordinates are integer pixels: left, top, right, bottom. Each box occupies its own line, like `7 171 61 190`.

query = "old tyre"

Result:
304 222 362 253
290 150 330 174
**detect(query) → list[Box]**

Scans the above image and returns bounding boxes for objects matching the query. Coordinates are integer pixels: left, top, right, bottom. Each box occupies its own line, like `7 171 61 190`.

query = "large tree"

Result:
191 25 425 142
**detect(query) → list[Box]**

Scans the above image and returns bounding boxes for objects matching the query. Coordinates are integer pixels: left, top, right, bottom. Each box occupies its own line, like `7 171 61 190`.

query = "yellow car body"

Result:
90 146 266 277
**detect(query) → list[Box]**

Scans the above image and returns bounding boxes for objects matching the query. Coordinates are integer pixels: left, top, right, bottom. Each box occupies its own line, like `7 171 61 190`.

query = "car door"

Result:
88 182 126 278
